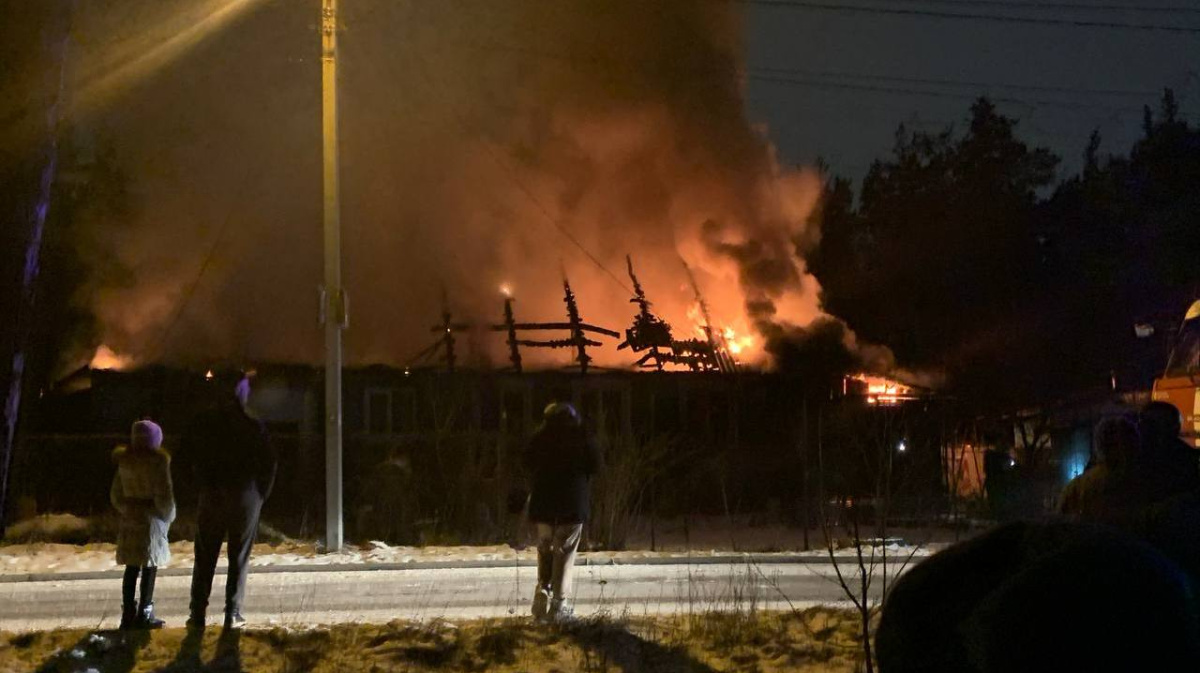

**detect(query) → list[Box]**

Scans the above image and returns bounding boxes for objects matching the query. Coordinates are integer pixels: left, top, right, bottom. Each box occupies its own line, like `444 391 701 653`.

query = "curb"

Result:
0 552 926 584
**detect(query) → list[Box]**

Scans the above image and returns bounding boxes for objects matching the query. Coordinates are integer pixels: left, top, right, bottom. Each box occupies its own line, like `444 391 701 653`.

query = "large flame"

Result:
723 327 754 358
684 303 757 363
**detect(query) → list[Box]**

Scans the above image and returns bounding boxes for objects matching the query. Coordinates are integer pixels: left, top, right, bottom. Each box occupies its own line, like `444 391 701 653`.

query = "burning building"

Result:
9 1 984 542
844 373 925 406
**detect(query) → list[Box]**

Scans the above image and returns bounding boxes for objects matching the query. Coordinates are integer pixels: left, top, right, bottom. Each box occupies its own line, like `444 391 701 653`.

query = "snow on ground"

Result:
0 540 941 576
0 563 875 631
1 513 956 575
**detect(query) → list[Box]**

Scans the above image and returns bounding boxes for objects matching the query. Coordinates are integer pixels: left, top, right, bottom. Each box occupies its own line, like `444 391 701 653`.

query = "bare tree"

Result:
814 402 932 673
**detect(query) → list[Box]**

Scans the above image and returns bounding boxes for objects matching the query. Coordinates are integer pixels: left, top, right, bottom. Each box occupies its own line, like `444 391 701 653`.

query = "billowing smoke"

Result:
66 0 893 375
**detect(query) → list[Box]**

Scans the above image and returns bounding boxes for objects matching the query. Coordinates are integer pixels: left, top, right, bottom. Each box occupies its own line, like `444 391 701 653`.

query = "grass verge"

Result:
1 608 865 672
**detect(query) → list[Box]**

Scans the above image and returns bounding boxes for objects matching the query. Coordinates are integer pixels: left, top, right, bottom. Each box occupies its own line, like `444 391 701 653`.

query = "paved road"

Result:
0 561 913 631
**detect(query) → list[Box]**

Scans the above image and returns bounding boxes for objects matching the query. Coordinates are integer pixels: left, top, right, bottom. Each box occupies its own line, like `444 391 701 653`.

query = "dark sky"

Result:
743 1 1199 181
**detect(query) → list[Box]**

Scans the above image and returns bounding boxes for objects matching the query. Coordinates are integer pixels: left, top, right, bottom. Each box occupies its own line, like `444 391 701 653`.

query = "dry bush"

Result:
588 434 696 550
1 512 117 545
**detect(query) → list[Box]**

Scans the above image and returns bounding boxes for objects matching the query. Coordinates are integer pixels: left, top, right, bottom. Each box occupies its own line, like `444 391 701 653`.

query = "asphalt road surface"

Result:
0 561 914 631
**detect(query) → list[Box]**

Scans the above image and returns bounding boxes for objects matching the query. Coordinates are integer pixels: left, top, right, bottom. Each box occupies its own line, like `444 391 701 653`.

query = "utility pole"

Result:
320 0 345 551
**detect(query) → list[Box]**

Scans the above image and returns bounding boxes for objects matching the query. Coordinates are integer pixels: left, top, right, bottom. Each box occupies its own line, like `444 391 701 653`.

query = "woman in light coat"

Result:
111 420 175 629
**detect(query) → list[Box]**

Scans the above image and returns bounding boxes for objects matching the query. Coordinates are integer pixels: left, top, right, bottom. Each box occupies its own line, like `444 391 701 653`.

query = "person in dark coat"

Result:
1058 414 1139 522
111 420 175 629
181 370 276 630
876 521 1200 673
1060 405 1199 529
1137 401 1200 500
523 401 601 622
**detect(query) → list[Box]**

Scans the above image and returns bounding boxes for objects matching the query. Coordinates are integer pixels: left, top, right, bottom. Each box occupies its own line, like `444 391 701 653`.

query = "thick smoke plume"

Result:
67 0 892 374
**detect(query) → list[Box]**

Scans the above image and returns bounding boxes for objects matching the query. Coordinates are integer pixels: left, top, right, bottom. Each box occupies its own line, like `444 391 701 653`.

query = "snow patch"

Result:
0 539 942 576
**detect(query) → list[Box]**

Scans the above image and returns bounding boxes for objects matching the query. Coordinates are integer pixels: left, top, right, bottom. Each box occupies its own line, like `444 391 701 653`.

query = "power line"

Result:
339 3 635 298
398 48 635 298
735 0 1200 32
342 25 634 301
859 0 1200 14
750 65 1159 99
148 162 262 362
451 37 1165 112
749 70 1145 113
753 64 1156 98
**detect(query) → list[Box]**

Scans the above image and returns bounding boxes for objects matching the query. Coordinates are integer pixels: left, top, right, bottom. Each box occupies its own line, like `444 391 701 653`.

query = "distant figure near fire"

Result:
111 419 175 630
1058 414 1139 523
1060 402 1199 529
524 402 602 622
181 370 277 630
1137 401 1200 499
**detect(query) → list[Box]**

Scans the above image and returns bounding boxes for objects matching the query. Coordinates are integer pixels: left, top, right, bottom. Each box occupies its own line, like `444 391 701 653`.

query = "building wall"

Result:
15 365 964 539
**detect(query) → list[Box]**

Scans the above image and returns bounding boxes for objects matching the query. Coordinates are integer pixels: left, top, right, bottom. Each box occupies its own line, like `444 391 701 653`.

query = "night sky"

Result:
744 1 1199 180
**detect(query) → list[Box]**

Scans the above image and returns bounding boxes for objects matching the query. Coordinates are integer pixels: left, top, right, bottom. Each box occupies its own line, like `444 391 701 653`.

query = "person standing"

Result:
1058 414 1139 523
182 370 276 629
111 419 175 629
1136 401 1200 500
524 401 601 622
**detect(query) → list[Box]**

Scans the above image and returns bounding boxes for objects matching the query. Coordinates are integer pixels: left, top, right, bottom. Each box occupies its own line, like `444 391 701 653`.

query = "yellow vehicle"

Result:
1152 300 1200 448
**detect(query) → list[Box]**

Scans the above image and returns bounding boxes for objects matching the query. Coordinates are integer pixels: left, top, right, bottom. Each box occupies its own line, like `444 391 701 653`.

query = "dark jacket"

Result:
524 419 601 525
878 522 1200 673
182 401 276 500
1141 437 1200 498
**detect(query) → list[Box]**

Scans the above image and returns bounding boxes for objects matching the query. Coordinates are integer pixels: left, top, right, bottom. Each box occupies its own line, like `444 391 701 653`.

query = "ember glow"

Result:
846 373 918 405
89 345 133 371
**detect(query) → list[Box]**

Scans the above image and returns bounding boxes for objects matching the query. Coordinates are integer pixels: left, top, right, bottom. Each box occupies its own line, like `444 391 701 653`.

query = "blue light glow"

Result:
1064 455 1087 482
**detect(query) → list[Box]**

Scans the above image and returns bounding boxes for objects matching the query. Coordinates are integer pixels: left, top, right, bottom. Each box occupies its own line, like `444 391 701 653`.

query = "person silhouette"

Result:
524 402 601 622
182 370 276 630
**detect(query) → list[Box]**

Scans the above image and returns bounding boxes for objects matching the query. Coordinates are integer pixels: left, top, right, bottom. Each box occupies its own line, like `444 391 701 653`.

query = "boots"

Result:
224 608 247 629
119 603 138 630
186 610 206 631
138 602 166 629
136 566 164 629
547 596 573 623
532 587 550 622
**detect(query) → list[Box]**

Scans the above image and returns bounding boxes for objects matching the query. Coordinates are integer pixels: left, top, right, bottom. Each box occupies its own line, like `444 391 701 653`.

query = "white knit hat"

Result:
131 420 163 451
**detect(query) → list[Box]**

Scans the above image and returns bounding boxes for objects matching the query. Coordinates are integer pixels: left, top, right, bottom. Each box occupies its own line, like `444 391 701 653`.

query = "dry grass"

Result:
0 609 865 672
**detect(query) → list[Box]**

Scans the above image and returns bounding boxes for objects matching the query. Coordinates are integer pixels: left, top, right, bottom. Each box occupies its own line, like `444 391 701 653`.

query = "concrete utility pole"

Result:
320 0 345 551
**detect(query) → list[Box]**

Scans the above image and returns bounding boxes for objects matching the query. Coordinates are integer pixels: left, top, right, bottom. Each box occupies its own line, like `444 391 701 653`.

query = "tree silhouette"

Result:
812 92 1199 408
812 98 1058 406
